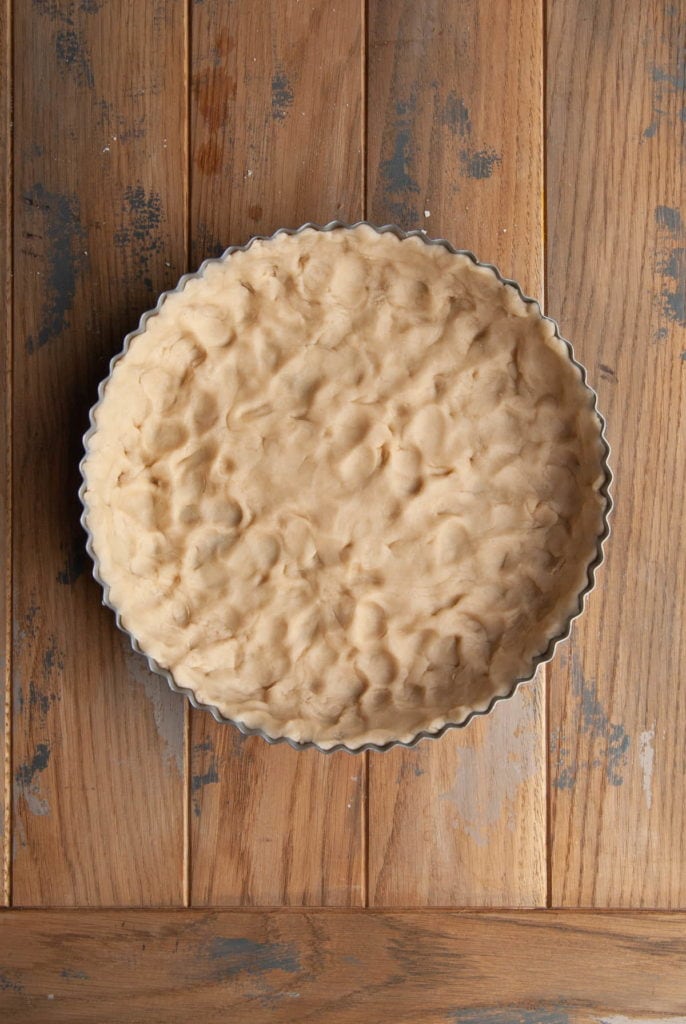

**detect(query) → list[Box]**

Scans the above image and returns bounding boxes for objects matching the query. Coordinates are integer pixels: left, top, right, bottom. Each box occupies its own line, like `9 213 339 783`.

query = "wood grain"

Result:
366 0 546 906
11 0 187 905
188 0 366 906
0 0 11 908
1 909 686 1022
547 0 686 906
191 0 363 253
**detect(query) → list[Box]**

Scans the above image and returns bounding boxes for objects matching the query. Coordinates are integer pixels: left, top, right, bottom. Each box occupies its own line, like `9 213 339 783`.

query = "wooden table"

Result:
1 0 685 1020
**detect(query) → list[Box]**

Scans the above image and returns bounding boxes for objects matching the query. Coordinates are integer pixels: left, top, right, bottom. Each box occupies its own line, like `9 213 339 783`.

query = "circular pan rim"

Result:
79 220 613 755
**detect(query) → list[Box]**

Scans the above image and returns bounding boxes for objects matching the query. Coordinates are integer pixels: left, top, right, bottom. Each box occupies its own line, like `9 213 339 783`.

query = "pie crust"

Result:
82 225 609 749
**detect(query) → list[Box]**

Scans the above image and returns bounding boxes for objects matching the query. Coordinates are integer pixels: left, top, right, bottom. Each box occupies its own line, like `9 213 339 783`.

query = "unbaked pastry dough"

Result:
83 226 608 748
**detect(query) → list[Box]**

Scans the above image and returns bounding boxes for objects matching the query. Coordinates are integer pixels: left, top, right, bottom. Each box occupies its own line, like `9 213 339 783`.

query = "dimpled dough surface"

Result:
83 225 607 749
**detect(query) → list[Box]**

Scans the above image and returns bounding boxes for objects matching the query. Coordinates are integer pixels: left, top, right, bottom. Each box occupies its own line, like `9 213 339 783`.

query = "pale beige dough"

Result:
83 225 607 749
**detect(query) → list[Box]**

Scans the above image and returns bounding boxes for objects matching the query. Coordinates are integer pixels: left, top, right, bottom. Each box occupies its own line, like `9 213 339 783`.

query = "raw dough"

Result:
83 226 608 748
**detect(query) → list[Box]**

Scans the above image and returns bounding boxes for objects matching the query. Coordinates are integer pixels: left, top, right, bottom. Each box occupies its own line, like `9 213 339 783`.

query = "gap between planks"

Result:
361 0 370 911
542 0 551 911
2 0 14 910
4 905 686 915
182 0 193 912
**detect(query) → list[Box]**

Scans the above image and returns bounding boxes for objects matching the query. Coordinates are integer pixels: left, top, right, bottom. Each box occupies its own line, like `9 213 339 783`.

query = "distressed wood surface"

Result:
366 0 546 907
188 0 366 906
1 909 686 1022
10 0 187 905
1 0 11 908
547 0 686 907
2 0 684 953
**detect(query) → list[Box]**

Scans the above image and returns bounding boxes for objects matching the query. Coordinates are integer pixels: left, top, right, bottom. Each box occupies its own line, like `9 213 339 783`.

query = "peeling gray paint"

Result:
655 208 685 328
208 937 301 977
16 601 40 647
24 185 86 353
377 91 421 227
658 246 685 326
451 1008 570 1024
0 972 23 993
114 184 164 290
271 67 294 122
644 31 686 140
460 147 502 179
191 762 219 793
33 0 103 19
655 205 682 234
651 59 686 91
442 92 471 137
191 758 219 818
55 28 94 88
42 635 65 676
15 743 51 787
551 653 630 789
122 642 184 776
28 680 60 721
15 743 52 817
381 128 421 195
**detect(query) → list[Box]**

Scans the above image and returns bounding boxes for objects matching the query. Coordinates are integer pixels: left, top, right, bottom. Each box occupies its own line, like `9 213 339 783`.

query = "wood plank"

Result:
366 0 546 906
11 0 187 905
547 0 686 906
188 0 365 906
0 0 11 908
1 909 686 1021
